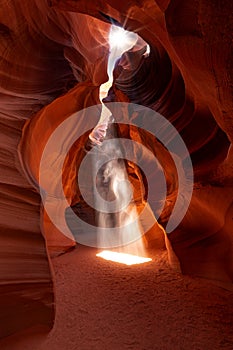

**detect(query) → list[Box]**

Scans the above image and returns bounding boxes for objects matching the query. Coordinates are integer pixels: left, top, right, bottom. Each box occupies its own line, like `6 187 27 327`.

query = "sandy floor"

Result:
1 245 233 350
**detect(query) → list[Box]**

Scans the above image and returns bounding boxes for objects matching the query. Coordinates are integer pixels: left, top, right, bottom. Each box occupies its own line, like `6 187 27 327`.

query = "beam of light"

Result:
96 250 152 265
91 25 152 256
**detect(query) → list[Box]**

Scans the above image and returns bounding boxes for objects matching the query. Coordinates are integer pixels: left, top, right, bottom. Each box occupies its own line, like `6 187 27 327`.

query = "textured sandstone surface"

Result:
0 246 233 350
0 0 109 337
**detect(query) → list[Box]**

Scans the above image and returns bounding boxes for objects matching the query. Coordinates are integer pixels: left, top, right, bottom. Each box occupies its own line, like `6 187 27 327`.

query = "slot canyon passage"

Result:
0 0 233 349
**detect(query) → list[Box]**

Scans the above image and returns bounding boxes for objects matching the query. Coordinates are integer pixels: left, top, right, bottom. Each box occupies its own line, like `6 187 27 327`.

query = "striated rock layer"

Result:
0 0 109 337
0 0 233 338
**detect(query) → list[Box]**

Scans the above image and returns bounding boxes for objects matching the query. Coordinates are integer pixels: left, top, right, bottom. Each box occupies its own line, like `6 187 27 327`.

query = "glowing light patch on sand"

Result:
96 251 152 265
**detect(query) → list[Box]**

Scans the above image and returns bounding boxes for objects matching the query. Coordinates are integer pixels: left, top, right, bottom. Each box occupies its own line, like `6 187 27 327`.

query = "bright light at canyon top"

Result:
107 25 138 82
100 25 150 102
99 25 138 103
109 25 138 52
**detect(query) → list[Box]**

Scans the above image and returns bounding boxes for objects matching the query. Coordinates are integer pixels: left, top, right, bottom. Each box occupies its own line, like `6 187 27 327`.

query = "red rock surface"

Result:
0 0 109 337
0 0 233 341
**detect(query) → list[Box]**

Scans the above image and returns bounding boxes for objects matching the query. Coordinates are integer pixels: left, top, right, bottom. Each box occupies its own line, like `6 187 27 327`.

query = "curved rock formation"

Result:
0 0 109 337
0 0 233 338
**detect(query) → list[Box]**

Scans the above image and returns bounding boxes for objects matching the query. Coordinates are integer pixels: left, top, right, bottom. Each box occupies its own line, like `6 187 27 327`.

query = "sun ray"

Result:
96 251 152 265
